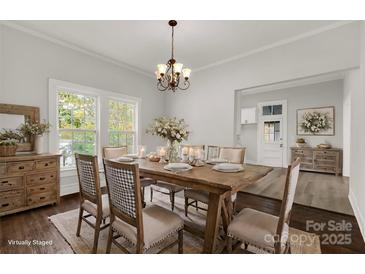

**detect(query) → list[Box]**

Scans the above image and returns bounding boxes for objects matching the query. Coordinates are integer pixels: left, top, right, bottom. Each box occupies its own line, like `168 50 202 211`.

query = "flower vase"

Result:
167 140 179 163
34 135 44 154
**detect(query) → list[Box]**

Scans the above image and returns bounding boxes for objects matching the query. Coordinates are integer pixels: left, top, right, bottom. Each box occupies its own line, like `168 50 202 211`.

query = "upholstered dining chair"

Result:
102 146 128 160
102 146 155 206
226 158 301 254
184 147 246 216
75 153 110 253
150 144 205 211
103 159 184 254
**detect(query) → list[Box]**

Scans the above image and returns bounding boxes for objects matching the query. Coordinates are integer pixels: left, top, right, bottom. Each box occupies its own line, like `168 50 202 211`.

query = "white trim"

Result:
348 189 365 241
257 100 288 168
60 183 79 196
1 21 152 78
194 21 354 72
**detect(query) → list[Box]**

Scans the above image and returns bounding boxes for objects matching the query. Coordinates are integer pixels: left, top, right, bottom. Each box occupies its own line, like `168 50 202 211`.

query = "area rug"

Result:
49 192 321 254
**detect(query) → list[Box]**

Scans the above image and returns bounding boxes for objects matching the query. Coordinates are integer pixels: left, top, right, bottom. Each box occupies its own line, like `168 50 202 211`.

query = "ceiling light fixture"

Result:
155 20 191 92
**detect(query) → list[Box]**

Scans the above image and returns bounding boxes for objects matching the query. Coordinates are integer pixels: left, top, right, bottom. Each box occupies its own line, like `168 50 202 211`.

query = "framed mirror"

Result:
0 103 40 152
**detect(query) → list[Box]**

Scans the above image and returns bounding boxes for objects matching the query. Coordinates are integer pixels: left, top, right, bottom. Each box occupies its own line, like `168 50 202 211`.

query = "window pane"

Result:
273 105 282 115
57 91 97 169
262 106 272 116
264 121 281 143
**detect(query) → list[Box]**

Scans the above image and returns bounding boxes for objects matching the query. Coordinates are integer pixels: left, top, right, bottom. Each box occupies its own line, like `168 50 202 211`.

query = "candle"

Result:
138 145 146 158
182 147 188 156
159 147 166 157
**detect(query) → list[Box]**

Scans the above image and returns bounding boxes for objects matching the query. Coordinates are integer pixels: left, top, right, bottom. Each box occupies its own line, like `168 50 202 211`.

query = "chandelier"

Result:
155 20 191 92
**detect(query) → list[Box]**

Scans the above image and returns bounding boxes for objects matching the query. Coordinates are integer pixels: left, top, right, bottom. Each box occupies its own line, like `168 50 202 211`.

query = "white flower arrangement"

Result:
146 117 189 143
300 111 331 134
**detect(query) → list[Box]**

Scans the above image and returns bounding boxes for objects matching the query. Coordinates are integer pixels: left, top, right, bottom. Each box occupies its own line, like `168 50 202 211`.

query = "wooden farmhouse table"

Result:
135 159 273 253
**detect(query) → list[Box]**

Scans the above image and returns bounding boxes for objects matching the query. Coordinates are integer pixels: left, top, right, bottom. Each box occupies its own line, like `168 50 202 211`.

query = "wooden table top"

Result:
136 159 273 193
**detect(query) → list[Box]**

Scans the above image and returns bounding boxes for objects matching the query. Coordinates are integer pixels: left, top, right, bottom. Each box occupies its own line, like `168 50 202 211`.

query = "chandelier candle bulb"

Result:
173 63 183 74
157 64 167 76
182 68 191 79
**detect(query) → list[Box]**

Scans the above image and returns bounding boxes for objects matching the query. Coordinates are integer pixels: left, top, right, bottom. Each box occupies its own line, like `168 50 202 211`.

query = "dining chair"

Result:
102 146 128 160
150 144 204 211
103 159 184 254
75 153 110 253
102 146 155 206
184 147 246 216
226 158 301 254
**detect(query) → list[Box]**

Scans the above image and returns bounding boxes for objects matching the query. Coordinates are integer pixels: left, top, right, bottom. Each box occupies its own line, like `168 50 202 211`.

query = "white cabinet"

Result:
241 107 257 124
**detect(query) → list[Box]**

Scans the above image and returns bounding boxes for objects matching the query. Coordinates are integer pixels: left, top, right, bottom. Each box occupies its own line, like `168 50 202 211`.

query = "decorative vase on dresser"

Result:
290 147 342 176
0 153 61 216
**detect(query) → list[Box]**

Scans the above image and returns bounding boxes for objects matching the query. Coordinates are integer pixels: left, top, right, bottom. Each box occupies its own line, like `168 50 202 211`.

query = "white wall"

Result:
348 23 365 240
237 80 344 164
343 73 354 177
165 23 360 147
0 24 164 195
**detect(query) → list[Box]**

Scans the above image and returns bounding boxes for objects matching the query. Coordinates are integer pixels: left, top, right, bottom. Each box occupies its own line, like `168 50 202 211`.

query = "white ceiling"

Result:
12 20 341 75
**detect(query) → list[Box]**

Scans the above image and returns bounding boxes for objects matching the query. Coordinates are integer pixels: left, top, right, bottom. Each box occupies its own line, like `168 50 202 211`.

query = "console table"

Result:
290 147 342 176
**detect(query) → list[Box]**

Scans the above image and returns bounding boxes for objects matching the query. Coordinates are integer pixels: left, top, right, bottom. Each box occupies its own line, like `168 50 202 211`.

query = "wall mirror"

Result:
0 103 40 152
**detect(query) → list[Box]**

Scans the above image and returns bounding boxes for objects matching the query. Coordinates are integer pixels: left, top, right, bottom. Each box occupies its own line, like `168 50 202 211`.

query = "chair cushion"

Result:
152 181 184 192
111 205 184 250
82 194 110 218
227 208 289 253
184 189 237 204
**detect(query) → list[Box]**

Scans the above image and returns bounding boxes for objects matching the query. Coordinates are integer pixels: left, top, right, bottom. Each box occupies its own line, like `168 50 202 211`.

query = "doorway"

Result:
257 100 287 167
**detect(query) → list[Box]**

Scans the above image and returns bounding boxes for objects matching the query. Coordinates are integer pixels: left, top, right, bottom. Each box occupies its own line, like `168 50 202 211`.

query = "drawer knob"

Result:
40 177 46 181
1 203 10 207
40 196 45 200
18 166 25 170
40 187 46 191
45 163 49 167
1 180 8 184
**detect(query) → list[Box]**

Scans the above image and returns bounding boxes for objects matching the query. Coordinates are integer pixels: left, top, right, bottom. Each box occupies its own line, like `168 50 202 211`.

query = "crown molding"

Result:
0 21 153 78
194 21 356 72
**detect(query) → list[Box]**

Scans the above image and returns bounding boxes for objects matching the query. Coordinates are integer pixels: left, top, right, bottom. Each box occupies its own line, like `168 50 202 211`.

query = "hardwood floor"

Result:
243 169 353 215
1 191 364 254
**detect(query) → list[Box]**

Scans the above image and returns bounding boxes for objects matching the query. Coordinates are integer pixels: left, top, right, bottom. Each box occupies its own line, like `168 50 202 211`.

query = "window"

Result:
264 121 281 143
57 91 97 169
262 104 282 116
50 79 141 171
108 99 136 153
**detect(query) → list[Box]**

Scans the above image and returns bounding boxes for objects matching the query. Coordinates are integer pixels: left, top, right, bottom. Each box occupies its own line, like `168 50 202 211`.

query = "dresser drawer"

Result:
27 191 56 206
27 183 56 195
314 150 338 157
27 172 57 186
0 189 25 213
0 163 6 176
7 161 35 175
0 176 23 191
35 159 57 170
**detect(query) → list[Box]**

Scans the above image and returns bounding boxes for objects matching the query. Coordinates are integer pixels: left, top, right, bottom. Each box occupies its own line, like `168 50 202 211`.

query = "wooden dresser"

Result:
0 154 60 216
291 147 342 176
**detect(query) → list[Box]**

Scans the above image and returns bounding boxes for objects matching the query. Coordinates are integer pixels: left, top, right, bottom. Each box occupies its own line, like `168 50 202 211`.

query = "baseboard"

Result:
245 159 257 165
60 183 79 196
349 189 365 241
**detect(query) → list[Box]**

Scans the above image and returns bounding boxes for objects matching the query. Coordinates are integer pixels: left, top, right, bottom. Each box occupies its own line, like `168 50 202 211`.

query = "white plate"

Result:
164 163 193 172
125 154 139 159
206 158 229 164
212 163 244 173
116 156 134 162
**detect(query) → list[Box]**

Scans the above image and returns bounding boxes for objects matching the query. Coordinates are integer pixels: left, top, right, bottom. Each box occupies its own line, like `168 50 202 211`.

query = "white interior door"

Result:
257 101 287 167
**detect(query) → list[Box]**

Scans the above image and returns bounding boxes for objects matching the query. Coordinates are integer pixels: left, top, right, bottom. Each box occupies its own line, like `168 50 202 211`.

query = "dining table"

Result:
135 159 273 254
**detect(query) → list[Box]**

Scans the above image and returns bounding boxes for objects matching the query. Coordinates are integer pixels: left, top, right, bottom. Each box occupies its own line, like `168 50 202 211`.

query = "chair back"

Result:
102 146 128 160
103 159 143 234
275 157 301 253
206 145 220 161
75 153 102 205
219 147 246 164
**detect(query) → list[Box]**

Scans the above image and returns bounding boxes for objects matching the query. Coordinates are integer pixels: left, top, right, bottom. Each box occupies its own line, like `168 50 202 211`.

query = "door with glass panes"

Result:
257 101 287 167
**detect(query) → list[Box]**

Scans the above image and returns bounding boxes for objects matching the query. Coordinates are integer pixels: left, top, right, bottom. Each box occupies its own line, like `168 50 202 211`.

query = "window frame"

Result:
49 79 141 176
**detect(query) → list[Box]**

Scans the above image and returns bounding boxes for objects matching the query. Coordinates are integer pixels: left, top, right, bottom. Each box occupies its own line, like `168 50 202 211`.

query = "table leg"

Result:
203 192 223 253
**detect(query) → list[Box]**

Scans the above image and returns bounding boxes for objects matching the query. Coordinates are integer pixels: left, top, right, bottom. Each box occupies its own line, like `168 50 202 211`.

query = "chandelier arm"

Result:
157 81 168 91
178 80 190 90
